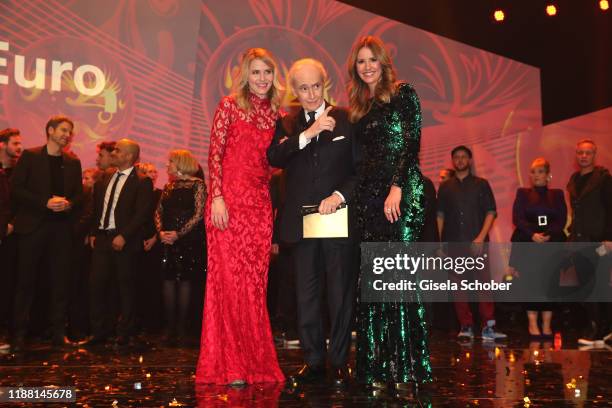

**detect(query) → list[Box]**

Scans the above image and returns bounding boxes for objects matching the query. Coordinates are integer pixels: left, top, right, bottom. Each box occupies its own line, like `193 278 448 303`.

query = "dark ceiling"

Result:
341 0 611 125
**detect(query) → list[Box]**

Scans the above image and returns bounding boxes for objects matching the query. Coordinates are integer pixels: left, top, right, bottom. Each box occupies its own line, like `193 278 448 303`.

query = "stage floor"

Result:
1 330 611 407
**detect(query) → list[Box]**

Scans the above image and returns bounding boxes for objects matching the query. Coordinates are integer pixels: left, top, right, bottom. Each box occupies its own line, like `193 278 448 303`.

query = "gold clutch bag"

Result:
302 204 348 238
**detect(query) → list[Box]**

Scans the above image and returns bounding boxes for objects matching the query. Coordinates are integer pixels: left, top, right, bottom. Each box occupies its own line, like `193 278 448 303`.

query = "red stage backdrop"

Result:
0 0 203 182
1 0 610 252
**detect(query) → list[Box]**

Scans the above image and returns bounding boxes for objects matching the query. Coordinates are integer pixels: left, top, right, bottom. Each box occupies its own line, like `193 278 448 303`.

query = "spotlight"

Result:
493 9 505 22
600 0 609 11
546 4 557 16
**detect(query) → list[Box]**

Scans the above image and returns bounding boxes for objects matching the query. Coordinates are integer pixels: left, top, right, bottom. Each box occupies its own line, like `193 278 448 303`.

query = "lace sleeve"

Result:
391 83 422 188
208 96 234 198
177 180 206 238
154 184 169 233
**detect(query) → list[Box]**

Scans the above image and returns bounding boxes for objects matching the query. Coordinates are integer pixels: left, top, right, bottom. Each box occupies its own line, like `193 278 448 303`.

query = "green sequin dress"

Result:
354 83 433 384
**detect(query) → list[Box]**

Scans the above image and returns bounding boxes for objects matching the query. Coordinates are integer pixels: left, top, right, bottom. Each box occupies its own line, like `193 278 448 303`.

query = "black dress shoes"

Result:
332 365 351 387
289 364 326 384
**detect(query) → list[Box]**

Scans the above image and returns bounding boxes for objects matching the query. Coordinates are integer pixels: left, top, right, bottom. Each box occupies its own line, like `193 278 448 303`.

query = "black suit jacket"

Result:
11 145 83 234
267 104 359 244
91 167 154 250
0 169 10 240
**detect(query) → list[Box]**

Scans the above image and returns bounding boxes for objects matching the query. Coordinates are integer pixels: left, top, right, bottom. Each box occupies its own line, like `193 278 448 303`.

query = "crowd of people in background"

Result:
0 35 610 392
0 128 208 353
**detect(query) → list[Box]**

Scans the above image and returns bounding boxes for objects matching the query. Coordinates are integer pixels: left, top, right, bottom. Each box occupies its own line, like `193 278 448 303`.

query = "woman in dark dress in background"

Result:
510 158 567 338
155 149 206 344
347 36 432 389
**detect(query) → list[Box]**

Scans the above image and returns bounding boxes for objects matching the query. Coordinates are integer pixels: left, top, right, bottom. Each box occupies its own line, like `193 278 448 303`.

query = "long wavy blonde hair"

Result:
232 48 284 112
346 36 398 123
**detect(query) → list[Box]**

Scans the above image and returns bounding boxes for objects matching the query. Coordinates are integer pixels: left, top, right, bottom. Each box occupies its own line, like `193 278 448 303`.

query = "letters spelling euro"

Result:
0 41 106 96
372 253 487 275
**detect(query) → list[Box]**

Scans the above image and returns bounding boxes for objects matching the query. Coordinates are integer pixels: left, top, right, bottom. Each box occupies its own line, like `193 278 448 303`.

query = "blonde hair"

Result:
530 157 550 173
233 48 284 112
169 149 199 176
137 162 154 175
347 36 398 123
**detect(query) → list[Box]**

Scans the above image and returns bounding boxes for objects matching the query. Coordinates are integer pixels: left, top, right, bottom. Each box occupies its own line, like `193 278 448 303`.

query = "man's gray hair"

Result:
287 58 328 89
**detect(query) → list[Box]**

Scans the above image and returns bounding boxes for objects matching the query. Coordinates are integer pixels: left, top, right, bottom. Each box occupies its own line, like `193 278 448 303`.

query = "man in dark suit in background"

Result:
11 116 83 351
86 138 153 346
567 139 612 346
267 58 359 387
0 128 22 350
0 168 10 243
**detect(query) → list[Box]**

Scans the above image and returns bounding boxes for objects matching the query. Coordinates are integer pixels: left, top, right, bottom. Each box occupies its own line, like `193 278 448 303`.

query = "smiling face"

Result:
47 121 73 149
247 58 274 98
355 46 382 93
452 150 472 173
111 140 135 170
292 63 325 112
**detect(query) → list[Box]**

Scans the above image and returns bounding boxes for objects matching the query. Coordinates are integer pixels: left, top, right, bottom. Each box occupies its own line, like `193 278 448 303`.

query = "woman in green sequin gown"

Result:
347 36 433 386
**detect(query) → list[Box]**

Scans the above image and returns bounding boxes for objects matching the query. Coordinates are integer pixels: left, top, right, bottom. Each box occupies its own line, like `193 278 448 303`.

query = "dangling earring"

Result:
177 170 184 177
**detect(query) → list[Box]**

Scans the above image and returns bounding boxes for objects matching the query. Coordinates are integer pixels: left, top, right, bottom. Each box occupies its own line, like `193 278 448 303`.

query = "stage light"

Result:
546 4 557 16
600 0 609 11
493 9 505 22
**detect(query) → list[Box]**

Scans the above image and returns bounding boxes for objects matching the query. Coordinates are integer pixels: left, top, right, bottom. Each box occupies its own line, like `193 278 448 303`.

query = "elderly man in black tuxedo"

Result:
85 138 153 346
11 116 83 351
267 58 359 387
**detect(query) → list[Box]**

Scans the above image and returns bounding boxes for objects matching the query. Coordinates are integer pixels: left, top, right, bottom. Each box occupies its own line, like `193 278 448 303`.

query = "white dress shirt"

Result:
297 102 345 203
298 102 326 149
99 167 134 230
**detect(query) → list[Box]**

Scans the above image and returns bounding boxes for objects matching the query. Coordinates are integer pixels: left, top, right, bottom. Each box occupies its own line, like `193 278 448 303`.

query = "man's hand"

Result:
384 185 402 223
112 234 126 251
304 106 335 139
143 235 157 251
318 193 343 215
271 243 279 256
6 223 13 236
47 196 70 212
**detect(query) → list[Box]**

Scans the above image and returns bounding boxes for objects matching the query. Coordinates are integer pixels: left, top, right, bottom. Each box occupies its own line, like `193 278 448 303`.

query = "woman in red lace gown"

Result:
196 48 285 385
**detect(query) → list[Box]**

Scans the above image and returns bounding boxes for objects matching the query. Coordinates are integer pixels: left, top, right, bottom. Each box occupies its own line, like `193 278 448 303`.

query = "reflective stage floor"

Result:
1 329 611 407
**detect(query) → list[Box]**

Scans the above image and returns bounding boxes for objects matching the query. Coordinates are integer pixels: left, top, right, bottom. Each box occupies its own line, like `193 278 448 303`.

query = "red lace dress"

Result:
196 93 285 384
